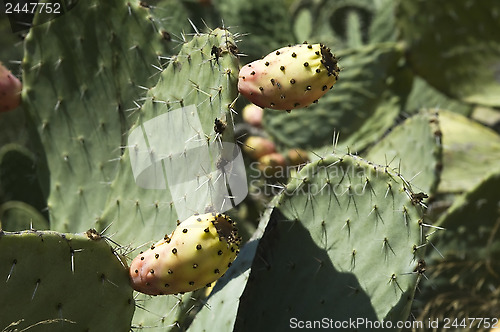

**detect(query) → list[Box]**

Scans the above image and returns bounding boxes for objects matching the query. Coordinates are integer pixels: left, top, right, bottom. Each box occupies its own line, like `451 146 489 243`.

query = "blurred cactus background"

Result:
1 0 499 331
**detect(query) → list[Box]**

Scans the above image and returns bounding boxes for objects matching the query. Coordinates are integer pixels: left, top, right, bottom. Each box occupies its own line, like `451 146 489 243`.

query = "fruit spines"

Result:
129 213 241 295
238 43 340 111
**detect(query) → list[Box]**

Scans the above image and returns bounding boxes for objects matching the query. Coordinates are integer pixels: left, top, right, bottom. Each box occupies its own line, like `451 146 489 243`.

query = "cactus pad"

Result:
97 28 241 331
0 230 134 331
366 109 442 196
22 0 173 232
233 153 426 330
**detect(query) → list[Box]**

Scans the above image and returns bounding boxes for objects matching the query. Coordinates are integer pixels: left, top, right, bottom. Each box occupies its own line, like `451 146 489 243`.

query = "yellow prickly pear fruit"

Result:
238 43 340 111
129 213 240 295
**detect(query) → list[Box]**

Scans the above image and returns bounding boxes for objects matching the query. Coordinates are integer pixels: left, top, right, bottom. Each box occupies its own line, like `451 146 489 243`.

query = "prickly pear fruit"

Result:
242 103 264 127
258 152 287 178
129 213 240 296
0 63 22 112
238 43 340 111
242 136 276 160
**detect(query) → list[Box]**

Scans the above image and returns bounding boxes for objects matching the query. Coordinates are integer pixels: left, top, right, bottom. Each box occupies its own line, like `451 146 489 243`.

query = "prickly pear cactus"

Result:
187 152 428 331
232 153 426 330
20 3 242 330
22 0 173 232
95 28 241 330
99 26 241 248
238 43 340 111
4 0 497 330
242 136 276 160
0 229 134 331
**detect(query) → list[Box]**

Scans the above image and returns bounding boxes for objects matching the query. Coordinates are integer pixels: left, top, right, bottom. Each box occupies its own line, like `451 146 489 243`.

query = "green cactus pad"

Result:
396 0 500 106
22 0 173 232
233 153 425 330
366 109 442 197
437 110 500 193
0 230 134 331
418 169 500 323
263 43 412 151
99 27 240 248
97 28 241 330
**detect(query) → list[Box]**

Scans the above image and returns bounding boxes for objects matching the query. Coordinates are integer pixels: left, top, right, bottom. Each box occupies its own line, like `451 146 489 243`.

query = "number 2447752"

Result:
5 2 61 14
443 318 499 329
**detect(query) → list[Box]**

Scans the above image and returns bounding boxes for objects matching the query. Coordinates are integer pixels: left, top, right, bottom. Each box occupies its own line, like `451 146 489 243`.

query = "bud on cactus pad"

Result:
0 63 22 112
238 43 340 111
129 213 241 295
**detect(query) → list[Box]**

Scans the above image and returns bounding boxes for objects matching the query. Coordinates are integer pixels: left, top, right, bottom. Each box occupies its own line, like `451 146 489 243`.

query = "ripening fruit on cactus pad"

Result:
238 43 340 111
129 213 241 295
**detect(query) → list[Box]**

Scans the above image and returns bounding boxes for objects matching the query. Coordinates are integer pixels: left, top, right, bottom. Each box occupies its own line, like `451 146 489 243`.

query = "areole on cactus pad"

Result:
129 213 241 296
238 43 340 111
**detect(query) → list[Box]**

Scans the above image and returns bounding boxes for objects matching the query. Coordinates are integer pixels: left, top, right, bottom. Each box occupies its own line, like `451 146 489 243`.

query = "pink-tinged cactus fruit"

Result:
129 213 240 296
242 103 264 127
238 43 340 111
242 136 277 160
0 63 22 112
